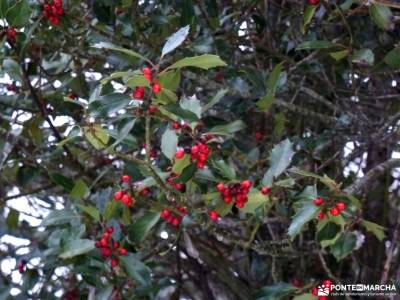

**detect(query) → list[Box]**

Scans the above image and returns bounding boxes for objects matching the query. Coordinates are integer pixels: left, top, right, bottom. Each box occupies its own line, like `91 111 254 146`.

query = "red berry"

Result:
216 183 225 192
261 187 270 195
139 187 150 196
335 202 346 211
101 247 112 257
323 280 333 287
152 83 162 93
291 279 302 288
313 197 324 206
100 238 108 247
114 191 123 201
196 161 205 169
174 183 184 191
160 208 171 219
241 180 252 189
142 67 151 75
113 241 120 249
208 210 219 221
119 248 127 256
106 227 114 234
110 258 119 267
236 201 245 208
223 195 232 203
255 131 264 141
175 149 185 159
53 0 63 7
172 122 181 130
311 287 318 296
171 217 181 227
317 211 326 220
133 87 145 99
121 175 131 183
121 194 132 205
191 145 199 154
149 105 158 113
308 0 319 5
329 207 340 216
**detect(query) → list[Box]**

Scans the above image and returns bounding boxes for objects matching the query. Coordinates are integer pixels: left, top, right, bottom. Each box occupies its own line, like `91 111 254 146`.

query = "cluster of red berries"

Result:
132 67 162 100
216 180 252 208
160 206 188 226
113 175 135 207
190 142 210 169
43 0 64 25
166 175 186 192
6 83 17 93
95 227 127 268
308 0 319 5
6 27 16 43
313 197 346 219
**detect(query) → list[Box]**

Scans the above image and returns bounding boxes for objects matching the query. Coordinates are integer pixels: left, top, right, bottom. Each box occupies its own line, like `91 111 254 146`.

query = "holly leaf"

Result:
6 0 32 28
288 186 318 239
128 212 160 244
369 4 394 30
84 124 109 150
330 232 357 260
59 239 95 259
361 220 385 241
262 139 295 187
161 128 178 161
166 54 227 70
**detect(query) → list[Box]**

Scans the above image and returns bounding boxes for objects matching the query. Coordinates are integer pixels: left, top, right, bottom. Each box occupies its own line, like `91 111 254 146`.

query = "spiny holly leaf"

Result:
262 139 295 187
240 192 269 215
59 239 95 259
302 5 318 33
161 128 178 161
162 25 190 57
288 186 318 239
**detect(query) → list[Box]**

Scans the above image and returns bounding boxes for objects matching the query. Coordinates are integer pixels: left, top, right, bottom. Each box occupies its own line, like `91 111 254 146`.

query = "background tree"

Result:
0 0 399 299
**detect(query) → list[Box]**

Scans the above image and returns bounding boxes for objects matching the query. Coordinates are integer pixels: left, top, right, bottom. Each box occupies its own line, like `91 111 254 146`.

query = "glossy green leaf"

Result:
351 49 374 66
383 48 400 68
161 128 178 161
120 254 151 286
202 89 228 113
125 75 150 88
172 154 191 174
128 212 160 244
330 50 349 61
50 173 75 192
166 54 227 70
6 0 32 28
361 220 385 241
302 5 318 33
70 180 89 200
92 42 152 64
255 282 297 300
83 124 109 150
296 41 343 50
76 204 100 221
59 239 95 259
6 209 19 230
262 139 295 187
369 4 394 30
41 209 79 227
209 120 246 135
158 69 181 91
161 25 190 57
288 186 318 239
88 93 131 117
330 232 357 260
241 192 269 214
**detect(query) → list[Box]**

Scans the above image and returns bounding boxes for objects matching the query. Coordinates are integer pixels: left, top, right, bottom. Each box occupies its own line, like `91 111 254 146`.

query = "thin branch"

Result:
344 159 400 195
